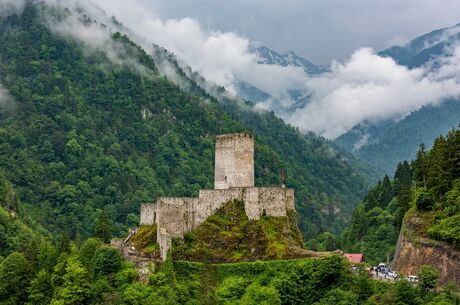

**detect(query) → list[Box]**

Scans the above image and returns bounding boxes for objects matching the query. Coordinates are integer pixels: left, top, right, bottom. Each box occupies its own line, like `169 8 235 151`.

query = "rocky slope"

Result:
392 211 460 286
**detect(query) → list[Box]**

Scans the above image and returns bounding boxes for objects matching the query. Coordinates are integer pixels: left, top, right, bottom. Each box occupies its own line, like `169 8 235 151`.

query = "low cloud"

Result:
286 47 460 138
0 84 16 114
39 0 156 77
0 0 25 18
0 86 10 104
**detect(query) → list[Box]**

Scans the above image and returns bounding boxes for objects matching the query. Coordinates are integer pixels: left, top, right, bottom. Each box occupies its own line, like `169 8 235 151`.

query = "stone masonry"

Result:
140 133 295 260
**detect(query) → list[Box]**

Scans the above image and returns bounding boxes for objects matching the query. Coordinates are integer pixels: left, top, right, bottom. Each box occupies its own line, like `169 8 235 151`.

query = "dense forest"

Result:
0 1 369 243
336 128 460 265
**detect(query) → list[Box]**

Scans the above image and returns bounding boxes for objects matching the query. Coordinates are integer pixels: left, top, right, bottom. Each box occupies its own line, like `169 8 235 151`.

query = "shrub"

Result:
416 189 435 211
92 247 123 276
428 215 460 247
418 265 439 290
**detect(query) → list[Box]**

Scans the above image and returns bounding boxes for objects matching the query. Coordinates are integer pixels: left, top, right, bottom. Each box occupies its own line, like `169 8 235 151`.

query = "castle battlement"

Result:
140 134 295 260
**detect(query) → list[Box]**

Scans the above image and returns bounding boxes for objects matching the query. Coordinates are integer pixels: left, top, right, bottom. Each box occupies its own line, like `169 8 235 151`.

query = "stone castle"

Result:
140 133 295 260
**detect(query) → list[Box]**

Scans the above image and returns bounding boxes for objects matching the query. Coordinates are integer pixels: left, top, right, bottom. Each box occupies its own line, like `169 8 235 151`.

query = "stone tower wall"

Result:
198 187 295 220
254 187 295 218
140 203 157 225
214 133 254 190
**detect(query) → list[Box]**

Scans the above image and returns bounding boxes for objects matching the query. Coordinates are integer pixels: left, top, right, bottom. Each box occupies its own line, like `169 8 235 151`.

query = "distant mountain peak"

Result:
250 45 328 75
379 22 460 68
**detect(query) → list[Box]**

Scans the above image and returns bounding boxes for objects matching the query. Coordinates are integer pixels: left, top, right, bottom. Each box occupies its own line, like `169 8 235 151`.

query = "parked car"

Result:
406 275 418 283
387 271 399 278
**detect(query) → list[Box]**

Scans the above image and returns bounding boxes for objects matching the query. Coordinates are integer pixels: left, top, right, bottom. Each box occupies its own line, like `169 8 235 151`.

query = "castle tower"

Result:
214 133 254 190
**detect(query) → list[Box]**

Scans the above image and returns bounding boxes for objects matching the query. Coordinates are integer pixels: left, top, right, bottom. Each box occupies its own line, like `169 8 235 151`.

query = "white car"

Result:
387 271 399 278
406 275 418 283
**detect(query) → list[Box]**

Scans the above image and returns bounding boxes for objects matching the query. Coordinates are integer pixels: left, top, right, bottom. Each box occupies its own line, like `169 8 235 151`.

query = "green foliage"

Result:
78 238 103 271
305 231 342 251
28 269 53 305
51 256 91 305
392 279 422 305
428 215 460 247
0 172 19 212
0 4 459 305
312 288 358 305
415 188 435 211
95 212 112 244
240 283 281 305
215 276 249 304
0 252 31 305
92 247 122 276
0 231 458 305
418 265 439 291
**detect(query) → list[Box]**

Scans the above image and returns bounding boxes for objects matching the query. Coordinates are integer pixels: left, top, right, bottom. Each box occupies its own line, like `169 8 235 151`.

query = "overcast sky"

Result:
141 0 460 64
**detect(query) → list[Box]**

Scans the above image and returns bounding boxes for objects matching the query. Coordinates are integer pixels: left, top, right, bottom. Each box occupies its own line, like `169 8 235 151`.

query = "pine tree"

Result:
379 175 393 208
446 129 460 180
413 144 429 187
58 232 71 254
397 184 412 228
427 137 450 200
350 205 367 241
95 212 112 244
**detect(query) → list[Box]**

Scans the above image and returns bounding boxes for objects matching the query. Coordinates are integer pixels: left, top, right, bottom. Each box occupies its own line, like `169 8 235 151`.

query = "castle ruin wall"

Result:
140 203 157 225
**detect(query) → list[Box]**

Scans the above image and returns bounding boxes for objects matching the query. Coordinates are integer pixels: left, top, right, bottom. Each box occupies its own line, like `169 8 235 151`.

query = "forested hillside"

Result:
340 128 460 265
0 2 368 242
336 100 460 175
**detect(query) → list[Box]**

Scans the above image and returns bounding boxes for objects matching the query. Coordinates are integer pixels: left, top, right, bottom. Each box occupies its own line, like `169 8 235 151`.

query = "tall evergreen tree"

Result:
379 175 393 208
58 232 71 254
95 212 112 244
446 129 460 180
413 144 429 187
427 137 450 200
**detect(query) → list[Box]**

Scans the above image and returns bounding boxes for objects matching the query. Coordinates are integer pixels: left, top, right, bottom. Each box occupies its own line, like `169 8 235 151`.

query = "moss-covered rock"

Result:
171 200 310 262
130 225 160 256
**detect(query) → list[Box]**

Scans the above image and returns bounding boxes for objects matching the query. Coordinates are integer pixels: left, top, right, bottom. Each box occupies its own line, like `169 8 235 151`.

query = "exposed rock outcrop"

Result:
392 212 460 286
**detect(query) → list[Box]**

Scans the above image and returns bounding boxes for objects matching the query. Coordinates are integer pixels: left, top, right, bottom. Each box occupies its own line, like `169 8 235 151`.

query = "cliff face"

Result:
392 212 460 286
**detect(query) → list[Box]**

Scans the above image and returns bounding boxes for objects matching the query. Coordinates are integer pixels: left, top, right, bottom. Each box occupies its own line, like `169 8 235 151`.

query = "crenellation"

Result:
140 134 297 260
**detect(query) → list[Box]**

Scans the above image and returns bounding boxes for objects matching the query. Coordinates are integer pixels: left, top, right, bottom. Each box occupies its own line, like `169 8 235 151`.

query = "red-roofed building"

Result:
344 253 364 264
